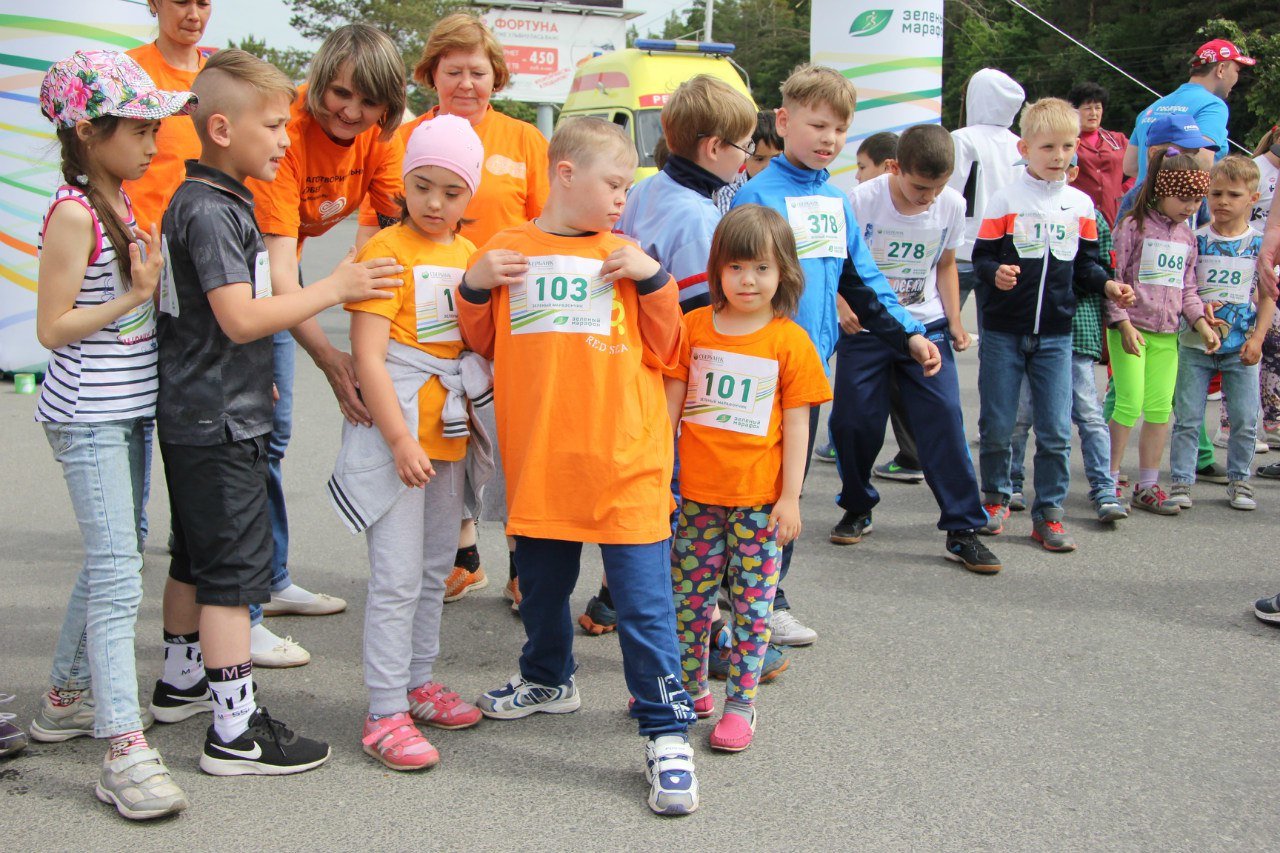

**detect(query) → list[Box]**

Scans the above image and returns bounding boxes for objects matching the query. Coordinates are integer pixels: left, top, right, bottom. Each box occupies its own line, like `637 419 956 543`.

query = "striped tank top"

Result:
35 186 158 423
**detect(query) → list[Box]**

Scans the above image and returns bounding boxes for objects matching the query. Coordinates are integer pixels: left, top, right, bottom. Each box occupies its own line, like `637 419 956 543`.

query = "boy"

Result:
150 49 403 774
1009 156 1130 523
715 109 786 211
457 117 700 816
972 97 1134 552
1169 156 1274 509
855 131 899 184
832 123 998 573
732 64 939 643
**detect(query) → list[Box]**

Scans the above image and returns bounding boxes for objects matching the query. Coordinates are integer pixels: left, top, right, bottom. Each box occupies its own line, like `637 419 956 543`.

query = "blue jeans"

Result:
43 418 148 738
513 536 694 737
1011 353 1116 504
1170 346 1261 484
978 330 1073 520
249 331 295 627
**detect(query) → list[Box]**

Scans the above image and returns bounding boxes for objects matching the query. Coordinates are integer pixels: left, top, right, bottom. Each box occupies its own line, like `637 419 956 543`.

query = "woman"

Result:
1068 81 1129 226
357 13 550 607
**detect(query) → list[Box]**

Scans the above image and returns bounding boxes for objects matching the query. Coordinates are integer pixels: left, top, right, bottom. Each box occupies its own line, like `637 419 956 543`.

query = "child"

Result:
331 115 491 770
715 109 786 212
667 204 831 750
972 97 1135 551
457 117 700 816
1107 149 1220 514
732 64 936 645
1168 156 1272 509
30 49 193 821
1250 127 1280 456
832 123 998 572
854 131 899 184
150 49 402 776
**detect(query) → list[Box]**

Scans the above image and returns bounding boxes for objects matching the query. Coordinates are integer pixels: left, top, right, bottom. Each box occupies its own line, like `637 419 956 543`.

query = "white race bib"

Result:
1138 238 1188 288
682 347 779 437
869 225 942 305
785 195 847 259
156 235 178 317
1011 214 1078 260
1195 254 1254 304
112 268 156 345
413 265 464 342
253 250 272 300
509 255 613 335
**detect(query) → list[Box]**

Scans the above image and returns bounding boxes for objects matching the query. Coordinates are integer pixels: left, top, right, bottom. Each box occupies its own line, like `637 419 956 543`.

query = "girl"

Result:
333 115 491 770
666 205 831 752
1251 126 1280 453
1107 149 1220 514
32 50 194 819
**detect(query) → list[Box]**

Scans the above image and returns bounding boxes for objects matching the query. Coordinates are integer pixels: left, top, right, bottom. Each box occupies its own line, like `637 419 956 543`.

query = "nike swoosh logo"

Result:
165 691 209 703
1060 206 1072 210
211 741 262 760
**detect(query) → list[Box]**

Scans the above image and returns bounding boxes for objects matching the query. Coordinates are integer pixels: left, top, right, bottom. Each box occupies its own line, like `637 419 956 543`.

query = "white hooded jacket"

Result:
948 68 1025 262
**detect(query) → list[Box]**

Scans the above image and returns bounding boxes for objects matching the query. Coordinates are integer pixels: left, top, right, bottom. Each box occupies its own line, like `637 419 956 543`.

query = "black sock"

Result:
597 584 614 609
508 551 517 581
454 544 480 573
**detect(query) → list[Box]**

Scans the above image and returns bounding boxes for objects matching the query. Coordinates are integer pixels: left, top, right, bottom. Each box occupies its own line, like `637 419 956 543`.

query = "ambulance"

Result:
557 39 755 181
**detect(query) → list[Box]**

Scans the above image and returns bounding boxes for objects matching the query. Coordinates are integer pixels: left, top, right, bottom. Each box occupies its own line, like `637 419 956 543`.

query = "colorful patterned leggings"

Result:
1218 323 1280 432
671 499 781 704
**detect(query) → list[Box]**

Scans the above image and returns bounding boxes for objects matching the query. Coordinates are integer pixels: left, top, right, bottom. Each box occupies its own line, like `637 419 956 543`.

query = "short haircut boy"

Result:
858 131 899 165
191 49 295 140
780 63 856 121
305 23 405 142
753 109 782 150
1211 153 1261 186
895 124 954 180
548 116 636 171
661 74 755 159
1019 97 1080 140
414 12 510 93
706 204 803 317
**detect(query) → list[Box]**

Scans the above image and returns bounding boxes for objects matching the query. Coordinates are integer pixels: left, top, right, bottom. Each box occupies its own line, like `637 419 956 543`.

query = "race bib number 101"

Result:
682 348 779 437
509 255 613 335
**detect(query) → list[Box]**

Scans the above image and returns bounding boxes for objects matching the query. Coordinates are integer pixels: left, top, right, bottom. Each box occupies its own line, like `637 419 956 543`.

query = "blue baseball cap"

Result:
1146 114 1220 151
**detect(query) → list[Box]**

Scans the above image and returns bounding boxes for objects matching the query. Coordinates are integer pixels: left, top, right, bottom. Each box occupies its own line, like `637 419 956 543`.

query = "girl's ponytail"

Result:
1254 124 1280 158
1125 148 1203 232
55 120 136 287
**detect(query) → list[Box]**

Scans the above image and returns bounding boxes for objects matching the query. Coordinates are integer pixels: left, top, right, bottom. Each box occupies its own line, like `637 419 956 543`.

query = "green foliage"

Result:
227 35 312 82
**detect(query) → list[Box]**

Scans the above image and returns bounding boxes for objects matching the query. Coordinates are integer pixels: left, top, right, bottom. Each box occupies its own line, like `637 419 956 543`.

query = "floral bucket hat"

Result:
40 49 197 127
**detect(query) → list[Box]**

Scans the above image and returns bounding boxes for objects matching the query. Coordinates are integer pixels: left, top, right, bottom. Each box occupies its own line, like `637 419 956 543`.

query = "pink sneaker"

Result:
709 709 756 752
627 691 715 719
361 713 439 771
408 682 482 730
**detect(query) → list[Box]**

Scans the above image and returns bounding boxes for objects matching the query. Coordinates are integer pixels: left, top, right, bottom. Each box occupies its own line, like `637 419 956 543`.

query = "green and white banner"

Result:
810 0 943 196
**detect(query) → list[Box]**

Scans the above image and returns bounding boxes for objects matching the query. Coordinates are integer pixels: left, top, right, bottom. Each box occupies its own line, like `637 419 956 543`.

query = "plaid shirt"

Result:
1071 211 1112 361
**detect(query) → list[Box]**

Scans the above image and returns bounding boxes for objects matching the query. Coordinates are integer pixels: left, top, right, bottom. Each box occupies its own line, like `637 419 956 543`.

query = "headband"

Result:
1153 167 1210 200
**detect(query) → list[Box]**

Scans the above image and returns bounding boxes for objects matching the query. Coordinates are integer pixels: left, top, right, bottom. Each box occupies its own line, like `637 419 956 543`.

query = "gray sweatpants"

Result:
364 459 465 716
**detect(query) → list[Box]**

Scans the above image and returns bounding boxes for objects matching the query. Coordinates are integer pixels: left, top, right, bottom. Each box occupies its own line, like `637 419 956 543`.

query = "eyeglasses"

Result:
698 133 755 156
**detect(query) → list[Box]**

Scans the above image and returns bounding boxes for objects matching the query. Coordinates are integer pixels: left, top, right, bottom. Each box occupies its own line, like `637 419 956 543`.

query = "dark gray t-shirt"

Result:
158 161 273 446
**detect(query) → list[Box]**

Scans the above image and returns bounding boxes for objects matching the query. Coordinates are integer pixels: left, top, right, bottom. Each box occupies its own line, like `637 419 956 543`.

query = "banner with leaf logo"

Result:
811 0 943 195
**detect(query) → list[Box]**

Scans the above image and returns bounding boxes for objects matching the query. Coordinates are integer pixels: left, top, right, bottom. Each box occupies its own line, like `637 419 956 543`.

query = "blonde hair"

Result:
414 13 509 93
780 64 856 122
707 205 804 318
305 24 405 142
1211 154 1261 187
192 48 296 136
1019 97 1080 140
548 116 636 173
661 74 755 160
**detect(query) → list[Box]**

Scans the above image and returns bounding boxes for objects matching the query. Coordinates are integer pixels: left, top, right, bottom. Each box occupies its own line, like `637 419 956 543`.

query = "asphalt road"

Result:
2 220 1278 850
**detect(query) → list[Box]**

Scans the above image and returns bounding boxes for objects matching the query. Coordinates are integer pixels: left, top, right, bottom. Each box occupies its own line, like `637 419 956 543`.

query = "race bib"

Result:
682 348 779 437
1196 254 1254 304
413 265 464 342
785 195 846 259
1138 239 1189 288
253 251 272 300
1011 215 1077 260
156 235 178 317
870 225 941 305
112 268 156 345
509 255 613 335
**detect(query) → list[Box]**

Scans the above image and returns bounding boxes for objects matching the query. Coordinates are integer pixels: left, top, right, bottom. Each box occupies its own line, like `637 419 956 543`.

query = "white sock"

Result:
207 662 255 743
271 583 315 604
249 622 284 655
161 631 203 690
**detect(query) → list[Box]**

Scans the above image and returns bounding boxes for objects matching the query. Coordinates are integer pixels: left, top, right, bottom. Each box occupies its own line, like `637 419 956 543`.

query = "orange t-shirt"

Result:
456 222 681 543
123 42 211 232
248 86 403 244
672 308 832 507
347 223 476 461
358 106 549 247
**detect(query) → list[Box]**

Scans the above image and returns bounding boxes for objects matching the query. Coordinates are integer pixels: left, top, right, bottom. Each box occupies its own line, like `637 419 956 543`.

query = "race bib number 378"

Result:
683 348 779 437
785 195 847 260
509 255 613 335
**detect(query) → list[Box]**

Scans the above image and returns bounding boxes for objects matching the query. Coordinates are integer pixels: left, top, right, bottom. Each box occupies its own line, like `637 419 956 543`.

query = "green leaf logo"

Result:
849 9 892 37
553 315 569 325
715 414 731 423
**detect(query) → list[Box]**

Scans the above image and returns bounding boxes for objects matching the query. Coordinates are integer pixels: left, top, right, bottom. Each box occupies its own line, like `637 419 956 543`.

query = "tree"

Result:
228 36 312 82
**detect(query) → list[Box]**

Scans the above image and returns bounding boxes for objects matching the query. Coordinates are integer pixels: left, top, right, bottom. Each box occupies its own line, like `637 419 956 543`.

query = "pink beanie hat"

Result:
402 113 484 195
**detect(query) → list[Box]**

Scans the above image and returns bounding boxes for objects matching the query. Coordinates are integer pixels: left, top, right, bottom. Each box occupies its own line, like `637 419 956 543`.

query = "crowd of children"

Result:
13 24 1280 823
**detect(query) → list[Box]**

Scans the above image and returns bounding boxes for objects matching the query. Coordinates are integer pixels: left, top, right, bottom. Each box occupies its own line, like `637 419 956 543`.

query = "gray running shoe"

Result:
95 747 189 820
30 689 153 742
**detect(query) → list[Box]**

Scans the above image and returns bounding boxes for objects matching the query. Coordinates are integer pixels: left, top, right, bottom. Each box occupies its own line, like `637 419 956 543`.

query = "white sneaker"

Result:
1211 427 1230 448
1265 428 1280 450
1228 480 1257 511
96 747 189 820
769 609 817 646
260 584 347 617
644 735 698 815
1167 483 1193 509
249 623 311 668
1256 438 1269 454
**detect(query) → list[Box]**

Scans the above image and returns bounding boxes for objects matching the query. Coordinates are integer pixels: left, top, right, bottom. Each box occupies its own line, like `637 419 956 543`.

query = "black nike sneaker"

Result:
199 707 330 776
149 678 215 723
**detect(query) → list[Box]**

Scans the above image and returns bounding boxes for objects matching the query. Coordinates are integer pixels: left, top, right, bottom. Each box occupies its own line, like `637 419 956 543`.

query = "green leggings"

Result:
1106 329 1179 427
1103 379 1215 467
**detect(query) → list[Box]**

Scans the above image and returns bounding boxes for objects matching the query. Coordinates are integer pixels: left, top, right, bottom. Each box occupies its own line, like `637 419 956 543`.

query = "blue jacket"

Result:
732 155 923 361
